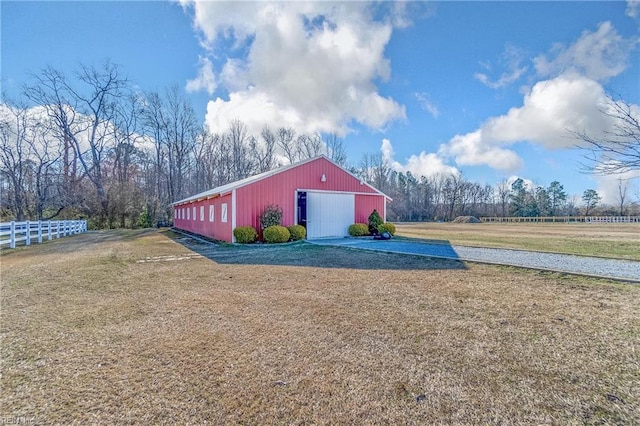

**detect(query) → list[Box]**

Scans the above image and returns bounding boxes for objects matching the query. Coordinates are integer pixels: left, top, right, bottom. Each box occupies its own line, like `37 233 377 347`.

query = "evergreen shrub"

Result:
263 225 290 243
287 225 306 241
233 226 258 243
348 223 369 237
378 222 396 235
259 204 283 229
368 209 383 234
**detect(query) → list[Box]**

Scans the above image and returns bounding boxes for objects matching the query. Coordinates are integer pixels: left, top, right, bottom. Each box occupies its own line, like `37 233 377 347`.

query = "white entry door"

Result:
306 192 355 239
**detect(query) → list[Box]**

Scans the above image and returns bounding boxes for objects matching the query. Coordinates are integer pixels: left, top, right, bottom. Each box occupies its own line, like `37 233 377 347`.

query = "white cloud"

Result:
381 138 459 178
481 75 613 149
440 21 640 173
414 92 439 118
475 44 528 89
180 1 406 137
439 130 524 171
186 56 217 95
534 21 637 82
627 0 640 19
439 72 640 171
593 171 640 205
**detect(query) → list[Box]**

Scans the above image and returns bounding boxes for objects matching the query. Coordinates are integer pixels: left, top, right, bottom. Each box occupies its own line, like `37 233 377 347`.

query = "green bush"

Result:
263 225 290 243
259 204 283 229
348 223 369 237
233 226 258 243
378 222 396 235
287 224 306 241
368 209 383 234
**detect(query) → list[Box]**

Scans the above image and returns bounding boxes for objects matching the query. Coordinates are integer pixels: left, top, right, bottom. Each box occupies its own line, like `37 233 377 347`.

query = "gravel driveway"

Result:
309 238 640 283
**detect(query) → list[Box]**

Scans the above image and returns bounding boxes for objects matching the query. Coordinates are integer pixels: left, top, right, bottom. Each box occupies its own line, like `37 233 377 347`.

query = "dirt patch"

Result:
1 229 638 424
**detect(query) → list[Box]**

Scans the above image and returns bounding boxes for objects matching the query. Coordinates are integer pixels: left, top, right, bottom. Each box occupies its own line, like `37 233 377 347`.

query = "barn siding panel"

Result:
235 157 381 230
173 194 233 242
355 194 386 223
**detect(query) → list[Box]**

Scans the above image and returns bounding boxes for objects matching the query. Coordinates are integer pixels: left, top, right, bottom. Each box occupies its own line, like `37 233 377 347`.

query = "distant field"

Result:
1 229 638 424
395 222 640 260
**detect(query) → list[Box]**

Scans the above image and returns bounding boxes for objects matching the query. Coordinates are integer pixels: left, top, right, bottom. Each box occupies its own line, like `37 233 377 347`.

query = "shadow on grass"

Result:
166 230 466 271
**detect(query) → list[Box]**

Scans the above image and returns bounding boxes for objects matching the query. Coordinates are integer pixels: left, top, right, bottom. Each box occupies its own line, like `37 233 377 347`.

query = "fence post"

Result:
10 221 15 249
48 221 52 240
38 221 43 243
25 221 31 246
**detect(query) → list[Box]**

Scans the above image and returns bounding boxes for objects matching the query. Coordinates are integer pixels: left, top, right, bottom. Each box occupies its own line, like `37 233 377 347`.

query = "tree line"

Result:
1 63 636 228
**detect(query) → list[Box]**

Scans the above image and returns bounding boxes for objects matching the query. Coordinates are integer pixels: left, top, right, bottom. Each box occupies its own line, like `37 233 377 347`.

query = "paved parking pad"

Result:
309 238 640 283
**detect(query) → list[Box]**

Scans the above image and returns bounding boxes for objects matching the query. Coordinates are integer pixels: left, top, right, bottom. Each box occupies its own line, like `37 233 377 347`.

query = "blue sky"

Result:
2 1 639 204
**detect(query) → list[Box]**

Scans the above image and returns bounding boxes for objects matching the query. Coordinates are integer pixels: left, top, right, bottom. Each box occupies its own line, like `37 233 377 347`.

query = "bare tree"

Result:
277 127 298 164
25 63 128 226
0 103 30 220
325 133 347 166
227 119 254 180
164 86 198 203
616 178 629 215
573 95 640 174
298 133 323 159
250 126 278 173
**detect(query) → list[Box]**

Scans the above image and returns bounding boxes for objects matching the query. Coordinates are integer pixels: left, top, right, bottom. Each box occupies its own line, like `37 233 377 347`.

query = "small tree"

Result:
259 204 282 229
582 189 601 215
368 209 383 235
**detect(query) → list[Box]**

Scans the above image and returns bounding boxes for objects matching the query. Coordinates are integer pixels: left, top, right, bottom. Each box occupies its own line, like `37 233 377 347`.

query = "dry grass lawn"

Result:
1 229 639 424
395 222 640 260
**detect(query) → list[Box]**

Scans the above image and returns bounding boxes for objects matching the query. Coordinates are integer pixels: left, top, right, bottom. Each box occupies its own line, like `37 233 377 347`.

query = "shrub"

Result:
259 204 283 229
263 225 290 243
348 223 369 237
368 209 383 235
378 222 396 235
287 224 306 241
233 226 258 244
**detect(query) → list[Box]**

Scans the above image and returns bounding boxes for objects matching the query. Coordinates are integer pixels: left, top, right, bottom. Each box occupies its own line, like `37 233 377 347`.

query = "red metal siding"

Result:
173 193 233 242
176 157 387 241
355 194 386 223
235 157 382 230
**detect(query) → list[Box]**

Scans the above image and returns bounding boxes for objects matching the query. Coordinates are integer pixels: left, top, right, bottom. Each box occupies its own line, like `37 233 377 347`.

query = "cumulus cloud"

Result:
439 130 524 171
381 138 459 178
534 21 637 81
441 21 639 173
186 56 217 95
439 74 638 171
180 1 406 136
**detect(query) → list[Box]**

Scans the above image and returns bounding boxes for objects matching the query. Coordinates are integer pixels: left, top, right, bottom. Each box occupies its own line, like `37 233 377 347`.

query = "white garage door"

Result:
306 192 355 239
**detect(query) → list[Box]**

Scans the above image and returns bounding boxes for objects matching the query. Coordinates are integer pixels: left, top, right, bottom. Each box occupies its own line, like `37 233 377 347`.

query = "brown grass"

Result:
395 222 640 260
1 229 639 424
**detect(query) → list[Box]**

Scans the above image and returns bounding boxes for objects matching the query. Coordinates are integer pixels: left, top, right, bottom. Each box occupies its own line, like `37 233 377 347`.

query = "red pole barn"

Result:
172 155 391 242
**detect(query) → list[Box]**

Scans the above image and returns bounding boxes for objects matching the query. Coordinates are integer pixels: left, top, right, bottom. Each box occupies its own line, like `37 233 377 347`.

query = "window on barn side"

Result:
209 205 215 222
187 208 190 220
200 206 204 221
193 207 196 221
221 203 228 223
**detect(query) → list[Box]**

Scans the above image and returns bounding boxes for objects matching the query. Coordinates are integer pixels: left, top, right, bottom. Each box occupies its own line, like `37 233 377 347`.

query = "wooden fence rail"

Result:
480 216 640 223
0 220 88 249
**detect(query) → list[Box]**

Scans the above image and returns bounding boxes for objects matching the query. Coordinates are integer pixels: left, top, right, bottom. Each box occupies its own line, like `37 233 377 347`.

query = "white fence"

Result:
0 220 87 249
481 216 640 223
